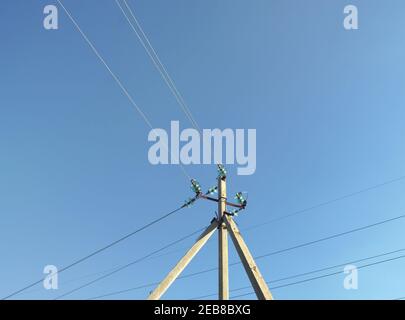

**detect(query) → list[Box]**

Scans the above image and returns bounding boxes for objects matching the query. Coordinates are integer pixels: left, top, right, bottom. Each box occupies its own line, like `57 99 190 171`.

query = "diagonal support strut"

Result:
223 214 273 300
147 219 219 300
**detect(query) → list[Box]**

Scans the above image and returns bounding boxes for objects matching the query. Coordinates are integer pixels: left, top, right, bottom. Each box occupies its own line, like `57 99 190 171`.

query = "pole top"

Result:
217 164 227 179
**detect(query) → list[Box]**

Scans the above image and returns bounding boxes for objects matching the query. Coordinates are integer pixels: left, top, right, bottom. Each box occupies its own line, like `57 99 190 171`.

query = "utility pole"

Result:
218 174 229 300
147 165 273 300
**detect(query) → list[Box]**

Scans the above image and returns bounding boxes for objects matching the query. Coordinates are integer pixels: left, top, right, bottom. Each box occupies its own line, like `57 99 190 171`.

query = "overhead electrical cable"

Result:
2 204 189 300
189 248 405 299
56 0 191 180
244 175 405 231
230 254 405 299
86 214 405 299
115 0 201 132
54 225 207 299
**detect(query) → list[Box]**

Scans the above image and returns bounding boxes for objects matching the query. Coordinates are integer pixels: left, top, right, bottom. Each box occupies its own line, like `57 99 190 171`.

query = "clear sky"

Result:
1 0 405 300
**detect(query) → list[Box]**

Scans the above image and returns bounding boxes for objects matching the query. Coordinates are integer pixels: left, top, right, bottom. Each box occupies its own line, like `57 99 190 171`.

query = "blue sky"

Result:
1 0 405 300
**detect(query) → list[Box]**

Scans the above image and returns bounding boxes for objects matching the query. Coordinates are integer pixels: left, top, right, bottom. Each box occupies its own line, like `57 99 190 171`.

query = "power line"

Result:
47 1 405 296
58 175 405 296
18 243 191 297
115 0 201 132
56 0 191 180
190 248 405 299
73 174 405 290
88 282 160 300
178 213 405 278
253 214 405 261
54 225 207 299
12 0 403 302
157 175 405 258
86 213 405 299
230 254 405 299
244 175 405 231
2 204 188 300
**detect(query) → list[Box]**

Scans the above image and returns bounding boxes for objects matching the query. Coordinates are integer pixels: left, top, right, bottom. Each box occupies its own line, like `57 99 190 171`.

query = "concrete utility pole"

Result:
218 174 229 300
147 165 273 300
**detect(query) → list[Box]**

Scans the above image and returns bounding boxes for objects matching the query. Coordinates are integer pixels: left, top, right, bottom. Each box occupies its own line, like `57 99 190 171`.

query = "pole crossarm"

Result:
200 194 244 209
223 214 274 300
147 219 219 300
